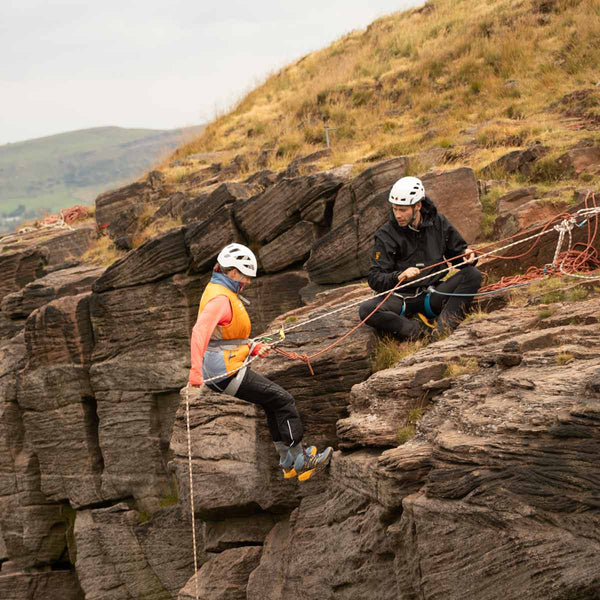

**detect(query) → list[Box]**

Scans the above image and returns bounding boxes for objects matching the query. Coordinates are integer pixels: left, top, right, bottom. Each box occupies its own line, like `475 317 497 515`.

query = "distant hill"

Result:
0 125 204 230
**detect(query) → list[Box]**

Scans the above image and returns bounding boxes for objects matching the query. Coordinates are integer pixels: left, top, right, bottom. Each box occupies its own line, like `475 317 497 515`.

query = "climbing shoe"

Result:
294 446 333 482
281 445 316 479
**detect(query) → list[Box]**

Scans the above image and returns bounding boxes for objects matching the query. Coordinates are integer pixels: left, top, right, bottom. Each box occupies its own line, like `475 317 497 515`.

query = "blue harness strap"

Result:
424 290 438 319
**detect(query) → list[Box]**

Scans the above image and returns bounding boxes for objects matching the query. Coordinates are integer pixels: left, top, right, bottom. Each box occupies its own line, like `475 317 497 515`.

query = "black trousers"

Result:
207 369 304 447
358 266 483 340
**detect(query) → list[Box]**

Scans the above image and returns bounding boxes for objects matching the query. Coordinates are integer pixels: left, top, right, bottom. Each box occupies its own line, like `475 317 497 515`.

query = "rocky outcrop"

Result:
95 171 169 242
244 296 600 600
234 172 345 244
481 143 549 176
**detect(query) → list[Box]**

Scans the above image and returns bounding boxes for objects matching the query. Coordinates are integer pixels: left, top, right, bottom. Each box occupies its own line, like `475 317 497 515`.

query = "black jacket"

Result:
367 197 471 293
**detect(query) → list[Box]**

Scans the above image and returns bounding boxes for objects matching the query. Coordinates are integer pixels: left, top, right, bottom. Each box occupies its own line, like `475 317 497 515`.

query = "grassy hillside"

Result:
164 0 600 194
0 125 203 225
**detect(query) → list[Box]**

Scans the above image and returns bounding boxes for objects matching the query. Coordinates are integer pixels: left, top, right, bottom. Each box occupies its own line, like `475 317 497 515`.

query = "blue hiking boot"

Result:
294 446 333 482
281 445 316 479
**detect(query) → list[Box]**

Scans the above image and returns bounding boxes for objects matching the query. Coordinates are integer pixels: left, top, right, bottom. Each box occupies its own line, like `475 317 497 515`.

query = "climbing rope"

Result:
183 386 200 600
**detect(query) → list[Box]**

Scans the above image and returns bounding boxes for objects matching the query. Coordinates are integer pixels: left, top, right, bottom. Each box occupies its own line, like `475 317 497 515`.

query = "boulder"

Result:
93 227 189 292
421 167 482 243
234 172 344 244
185 206 243 273
35 226 96 268
481 144 549 176
0 334 72 571
492 199 568 239
95 172 169 242
495 186 538 215
179 547 262 600
180 182 262 224
259 222 319 273
2 265 103 320
484 192 599 279
556 145 600 175
247 490 396 600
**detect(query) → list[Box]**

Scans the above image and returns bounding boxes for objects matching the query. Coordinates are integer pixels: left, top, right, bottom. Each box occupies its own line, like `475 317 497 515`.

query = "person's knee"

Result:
462 265 483 288
358 299 376 323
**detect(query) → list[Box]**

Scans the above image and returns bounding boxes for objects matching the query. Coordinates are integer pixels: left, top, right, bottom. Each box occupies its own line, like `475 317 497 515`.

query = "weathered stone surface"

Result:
234 172 344 244
171 387 273 520
496 186 538 215
135 506 205 598
93 227 189 292
307 158 411 284
234 271 310 337
19 294 102 507
90 274 203 390
95 171 168 242
179 546 262 600
421 167 482 243
2 265 102 319
557 144 600 175
74 503 199 600
305 216 360 284
492 198 568 239
482 143 549 176
181 182 261 223
259 221 318 273
36 226 96 268
247 490 396 600
204 513 282 552
0 248 47 303
185 206 243 273
0 571 84 600
0 333 73 571
0 313 24 342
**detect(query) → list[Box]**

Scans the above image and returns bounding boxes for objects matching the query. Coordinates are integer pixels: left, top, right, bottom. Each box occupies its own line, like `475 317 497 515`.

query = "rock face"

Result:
245 296 600 600
1 146 598 600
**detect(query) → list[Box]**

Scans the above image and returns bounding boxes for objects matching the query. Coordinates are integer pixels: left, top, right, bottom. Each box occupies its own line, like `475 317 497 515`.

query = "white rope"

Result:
558 215 600 281
183 385 200 600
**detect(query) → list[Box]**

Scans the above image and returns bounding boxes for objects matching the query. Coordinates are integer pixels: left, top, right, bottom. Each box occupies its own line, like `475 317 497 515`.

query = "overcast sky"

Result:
0 1 422 145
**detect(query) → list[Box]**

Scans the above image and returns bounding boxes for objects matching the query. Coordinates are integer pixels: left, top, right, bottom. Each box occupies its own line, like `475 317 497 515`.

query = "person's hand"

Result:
464 248 476 264
398 267 420 282
257 344 271 357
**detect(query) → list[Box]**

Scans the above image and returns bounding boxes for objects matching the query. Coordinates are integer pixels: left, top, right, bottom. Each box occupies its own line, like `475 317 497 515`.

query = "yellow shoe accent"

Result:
297 468 316 482
416 313 435 329
283 468 297 479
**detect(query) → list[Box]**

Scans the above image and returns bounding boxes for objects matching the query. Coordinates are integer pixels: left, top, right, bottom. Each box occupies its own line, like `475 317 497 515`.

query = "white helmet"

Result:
217 243 257 277
389 176 425 206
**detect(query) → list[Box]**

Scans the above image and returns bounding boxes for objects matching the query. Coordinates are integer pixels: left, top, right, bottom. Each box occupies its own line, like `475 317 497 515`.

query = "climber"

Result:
188 242 332 482
358 176 483 340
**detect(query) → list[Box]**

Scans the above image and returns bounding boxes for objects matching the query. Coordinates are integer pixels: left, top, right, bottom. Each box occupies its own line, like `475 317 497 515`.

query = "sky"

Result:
0 1 422 145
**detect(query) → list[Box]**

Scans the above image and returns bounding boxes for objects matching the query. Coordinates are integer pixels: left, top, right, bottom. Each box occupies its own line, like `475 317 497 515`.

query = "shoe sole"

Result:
297 447 333 482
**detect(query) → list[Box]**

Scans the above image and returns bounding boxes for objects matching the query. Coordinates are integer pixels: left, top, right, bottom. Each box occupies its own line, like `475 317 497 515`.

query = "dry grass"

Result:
444 356 480 377
371 336 426 372
159 0 600 188
555 350 575 365
81 236 125 267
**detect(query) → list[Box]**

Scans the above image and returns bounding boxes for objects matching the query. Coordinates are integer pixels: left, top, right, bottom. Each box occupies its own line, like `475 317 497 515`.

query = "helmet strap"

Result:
408 204 420 231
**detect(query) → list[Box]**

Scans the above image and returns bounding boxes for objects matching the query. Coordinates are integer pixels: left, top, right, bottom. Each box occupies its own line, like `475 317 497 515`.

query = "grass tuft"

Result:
444 357 479 377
